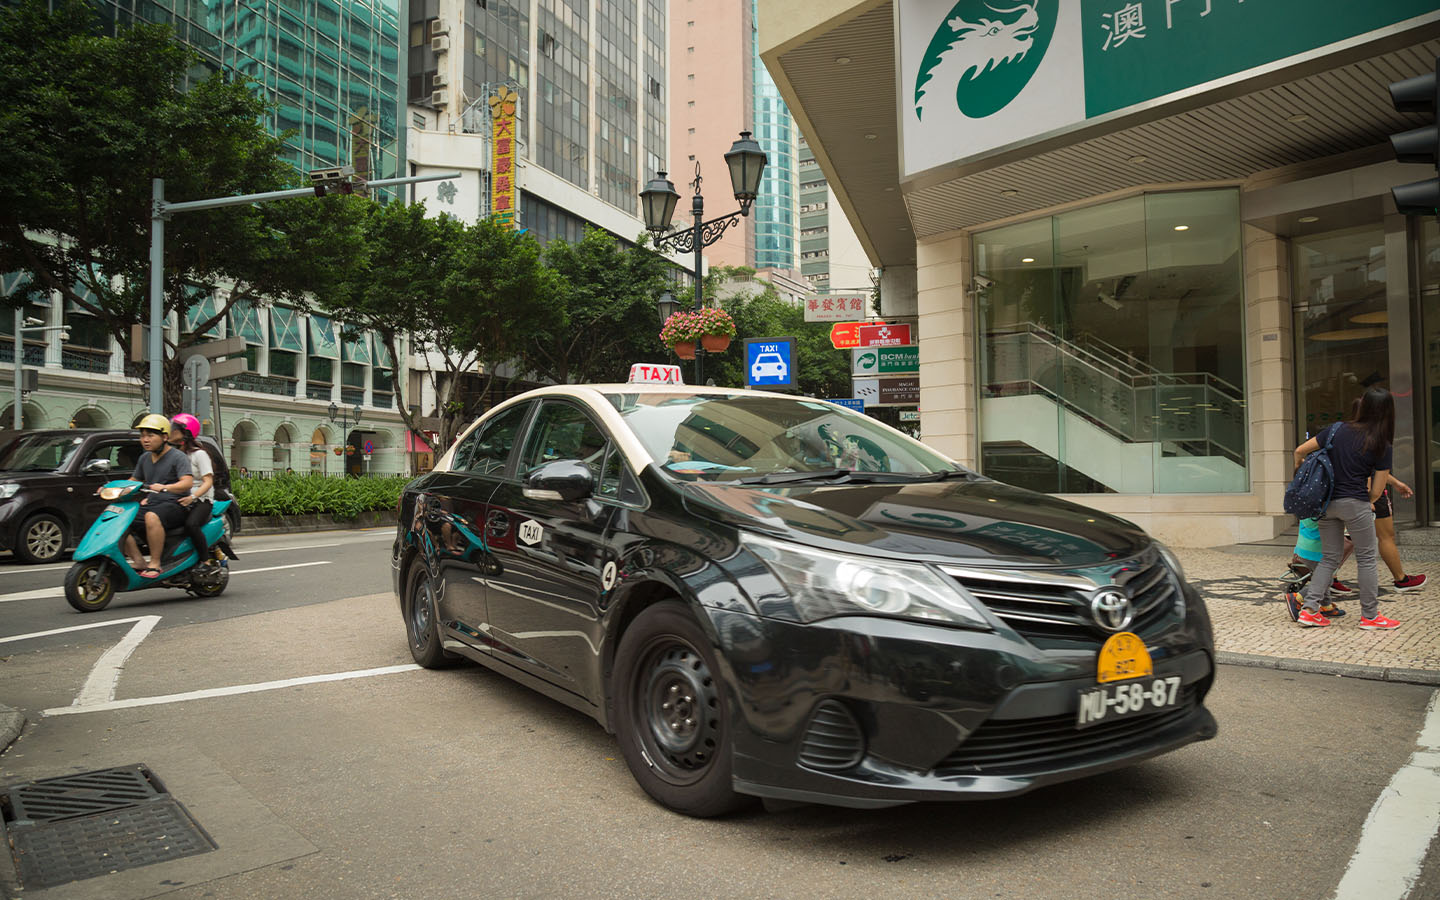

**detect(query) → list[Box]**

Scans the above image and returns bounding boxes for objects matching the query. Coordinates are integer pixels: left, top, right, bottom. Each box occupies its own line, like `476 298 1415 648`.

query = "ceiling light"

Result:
883 186 896 192
1173 225 1189 231
1127 154 1148 164
1001 189 1020 198
1297 215 1319 223
1286 113 1311 124
864 133 878 140
836 56 851 64
1022 257 1035 263
1309 327 1388 342
1350 310 1389 325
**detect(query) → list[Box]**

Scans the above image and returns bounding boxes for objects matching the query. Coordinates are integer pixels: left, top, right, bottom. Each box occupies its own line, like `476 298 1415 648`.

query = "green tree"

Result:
0 0 348 411
528 228 673 384
706 285 852 397
323 203 553 450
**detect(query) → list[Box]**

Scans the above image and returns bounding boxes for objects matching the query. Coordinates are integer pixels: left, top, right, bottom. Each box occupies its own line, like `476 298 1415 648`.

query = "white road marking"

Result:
71 615 160 708
0 560 331 603
1332 689 1440 900
43 663 421 717
238 541 341 554
0 562 73 575
0 615 155 645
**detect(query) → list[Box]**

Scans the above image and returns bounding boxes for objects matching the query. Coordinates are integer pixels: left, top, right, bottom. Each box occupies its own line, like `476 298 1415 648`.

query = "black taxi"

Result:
391 375 1216 816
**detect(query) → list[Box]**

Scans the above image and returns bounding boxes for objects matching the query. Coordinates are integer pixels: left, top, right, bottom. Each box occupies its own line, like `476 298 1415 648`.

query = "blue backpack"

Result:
1284 426 1337 519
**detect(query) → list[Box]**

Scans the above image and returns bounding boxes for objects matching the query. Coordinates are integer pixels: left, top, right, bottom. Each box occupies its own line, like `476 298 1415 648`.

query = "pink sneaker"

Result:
1393 574 1426 592
1297 609 1331 628
1358 615 1400 631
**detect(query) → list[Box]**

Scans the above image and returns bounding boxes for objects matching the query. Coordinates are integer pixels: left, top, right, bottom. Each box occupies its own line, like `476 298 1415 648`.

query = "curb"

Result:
1216 650 1440 686
239 510 398 536
0 704 24 756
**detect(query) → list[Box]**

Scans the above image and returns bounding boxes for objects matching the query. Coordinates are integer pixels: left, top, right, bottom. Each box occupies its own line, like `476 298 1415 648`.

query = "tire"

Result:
190 559 229 598
612 601 748 817
16 513 66 564
223 508 239 543
65 559 117 613
403 563 460 668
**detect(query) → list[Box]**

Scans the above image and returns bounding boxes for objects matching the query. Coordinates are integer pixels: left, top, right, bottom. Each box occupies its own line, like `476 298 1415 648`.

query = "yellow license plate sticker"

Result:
1096 631 1153 684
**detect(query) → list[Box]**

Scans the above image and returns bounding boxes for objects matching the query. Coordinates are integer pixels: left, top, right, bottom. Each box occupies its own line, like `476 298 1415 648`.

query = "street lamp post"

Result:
328 400 363 475
12 314 69 430
640 131 766 384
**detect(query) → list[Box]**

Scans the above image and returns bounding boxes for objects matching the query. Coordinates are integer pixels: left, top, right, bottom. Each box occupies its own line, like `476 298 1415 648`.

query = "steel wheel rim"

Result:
78 562 114 607
635 638 722 783
410 575 434 649
27 520 62 560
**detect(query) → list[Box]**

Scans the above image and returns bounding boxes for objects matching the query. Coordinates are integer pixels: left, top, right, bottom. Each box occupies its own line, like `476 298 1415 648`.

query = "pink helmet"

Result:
170 412 202 440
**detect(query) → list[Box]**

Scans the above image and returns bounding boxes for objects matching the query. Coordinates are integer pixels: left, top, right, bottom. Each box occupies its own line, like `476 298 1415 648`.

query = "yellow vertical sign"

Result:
489 87 519 228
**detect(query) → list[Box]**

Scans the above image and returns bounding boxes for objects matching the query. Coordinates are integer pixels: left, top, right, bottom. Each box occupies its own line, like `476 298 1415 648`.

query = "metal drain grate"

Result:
5 764 162 824
2 764 215 890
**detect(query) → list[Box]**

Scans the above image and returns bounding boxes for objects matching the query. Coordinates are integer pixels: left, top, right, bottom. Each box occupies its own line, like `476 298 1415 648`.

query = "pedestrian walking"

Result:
1292 387 1400 630
1283 518 1352 620
1371 476 1427 593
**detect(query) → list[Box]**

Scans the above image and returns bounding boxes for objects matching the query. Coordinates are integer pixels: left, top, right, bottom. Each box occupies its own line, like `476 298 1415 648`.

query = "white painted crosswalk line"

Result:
0 560 332 604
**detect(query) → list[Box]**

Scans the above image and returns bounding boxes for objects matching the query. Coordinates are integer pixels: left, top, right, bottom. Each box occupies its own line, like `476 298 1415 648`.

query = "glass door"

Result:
1419 219 1440 523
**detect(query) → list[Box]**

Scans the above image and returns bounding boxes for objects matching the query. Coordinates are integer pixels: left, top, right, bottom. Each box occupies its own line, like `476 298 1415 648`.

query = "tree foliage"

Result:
698 278 853 398
0 0 347 409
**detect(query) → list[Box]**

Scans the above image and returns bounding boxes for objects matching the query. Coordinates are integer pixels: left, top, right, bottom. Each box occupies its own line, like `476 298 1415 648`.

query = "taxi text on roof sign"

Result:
628 363 685 385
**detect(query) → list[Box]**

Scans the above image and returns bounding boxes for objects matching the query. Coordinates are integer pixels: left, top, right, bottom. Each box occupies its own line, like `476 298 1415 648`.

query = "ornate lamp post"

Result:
641 131 766 384
328 400 363 475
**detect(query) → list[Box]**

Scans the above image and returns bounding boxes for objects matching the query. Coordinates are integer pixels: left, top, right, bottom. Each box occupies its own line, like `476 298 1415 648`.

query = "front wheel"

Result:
612 601 748 817
190 559 229 598
65 559 117 613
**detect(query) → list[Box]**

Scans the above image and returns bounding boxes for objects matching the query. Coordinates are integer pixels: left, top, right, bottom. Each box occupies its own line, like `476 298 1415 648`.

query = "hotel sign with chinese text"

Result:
898 0 1439 179
489 87 519 227
803 294 870 322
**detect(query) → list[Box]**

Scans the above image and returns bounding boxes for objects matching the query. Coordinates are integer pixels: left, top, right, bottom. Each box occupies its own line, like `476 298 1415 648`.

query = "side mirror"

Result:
523 459 594 502
82 458 111 475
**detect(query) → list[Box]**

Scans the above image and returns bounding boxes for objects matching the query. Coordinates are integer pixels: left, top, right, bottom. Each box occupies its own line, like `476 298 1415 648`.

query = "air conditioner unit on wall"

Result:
431 18 449 35
431 71 447 89
431 89 450 106
431 34 449 52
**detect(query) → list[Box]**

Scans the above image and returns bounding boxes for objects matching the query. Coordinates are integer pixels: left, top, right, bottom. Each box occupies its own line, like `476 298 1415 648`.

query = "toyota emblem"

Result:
1090 588 1134 632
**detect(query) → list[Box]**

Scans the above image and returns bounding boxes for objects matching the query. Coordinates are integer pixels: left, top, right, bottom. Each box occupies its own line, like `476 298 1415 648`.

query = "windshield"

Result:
0 434 86 472
605 392 960 482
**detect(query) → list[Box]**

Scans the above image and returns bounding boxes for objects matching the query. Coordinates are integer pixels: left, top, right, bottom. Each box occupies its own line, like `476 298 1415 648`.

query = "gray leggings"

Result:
1302 496 1380 619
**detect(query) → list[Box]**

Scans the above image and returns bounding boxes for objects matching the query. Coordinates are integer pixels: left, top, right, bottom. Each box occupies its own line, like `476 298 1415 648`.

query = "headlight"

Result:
0 483 18 500
1155 542 1185 581
742 532 990 630
99 485 128 501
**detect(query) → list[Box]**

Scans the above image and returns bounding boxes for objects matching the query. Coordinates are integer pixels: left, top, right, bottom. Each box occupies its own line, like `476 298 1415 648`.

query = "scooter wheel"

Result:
65 560 117 613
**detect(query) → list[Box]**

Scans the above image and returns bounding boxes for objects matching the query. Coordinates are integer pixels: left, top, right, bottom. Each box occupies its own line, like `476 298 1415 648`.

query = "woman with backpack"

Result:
1291 387 1400 630
169 413 218 573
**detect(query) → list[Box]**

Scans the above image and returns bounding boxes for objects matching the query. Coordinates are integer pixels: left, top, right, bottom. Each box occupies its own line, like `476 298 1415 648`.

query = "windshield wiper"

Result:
737 469 946 485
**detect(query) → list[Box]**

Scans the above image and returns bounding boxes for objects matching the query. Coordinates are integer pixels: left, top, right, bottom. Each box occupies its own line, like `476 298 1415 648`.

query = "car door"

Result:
483 399 622 703
418 403 533 654
76 437 142 531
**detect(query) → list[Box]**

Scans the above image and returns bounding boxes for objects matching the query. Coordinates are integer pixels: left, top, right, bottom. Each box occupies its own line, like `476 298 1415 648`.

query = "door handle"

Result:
486 511 508 537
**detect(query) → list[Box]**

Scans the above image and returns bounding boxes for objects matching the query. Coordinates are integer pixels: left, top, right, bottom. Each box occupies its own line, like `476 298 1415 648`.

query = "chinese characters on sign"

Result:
489 87 519 227
1100 2 1146 50
802 294 870 323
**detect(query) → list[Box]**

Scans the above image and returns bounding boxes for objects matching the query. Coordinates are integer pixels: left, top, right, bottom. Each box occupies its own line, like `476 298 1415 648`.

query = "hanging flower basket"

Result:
694 308 737 350
672 341 697 360
659 310 703 355
700 334 731 353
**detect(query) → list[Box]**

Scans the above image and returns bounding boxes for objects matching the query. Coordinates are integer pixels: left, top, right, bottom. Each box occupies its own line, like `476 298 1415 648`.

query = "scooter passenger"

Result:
169 413 217 575
121 414 193 578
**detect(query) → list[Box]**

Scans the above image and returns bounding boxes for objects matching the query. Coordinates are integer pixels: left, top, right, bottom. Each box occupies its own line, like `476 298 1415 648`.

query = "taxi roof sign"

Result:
628 363 685 385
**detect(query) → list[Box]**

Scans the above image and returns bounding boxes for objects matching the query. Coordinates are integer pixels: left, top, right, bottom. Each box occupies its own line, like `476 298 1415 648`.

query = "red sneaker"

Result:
1358 615 1400 631
1328 580 1353 596
1393 574 1427 592
1297 609 1331 627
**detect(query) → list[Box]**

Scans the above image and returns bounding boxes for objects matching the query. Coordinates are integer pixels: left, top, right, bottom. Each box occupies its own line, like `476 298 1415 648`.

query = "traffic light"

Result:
1388 59 1440 215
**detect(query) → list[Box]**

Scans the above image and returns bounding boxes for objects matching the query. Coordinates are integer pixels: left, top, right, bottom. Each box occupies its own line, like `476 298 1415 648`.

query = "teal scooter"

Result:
63 480 235 612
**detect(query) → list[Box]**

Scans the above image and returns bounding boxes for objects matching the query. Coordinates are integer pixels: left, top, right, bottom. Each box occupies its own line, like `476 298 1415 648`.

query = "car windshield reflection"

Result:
605 392 958 483
0 434 86 472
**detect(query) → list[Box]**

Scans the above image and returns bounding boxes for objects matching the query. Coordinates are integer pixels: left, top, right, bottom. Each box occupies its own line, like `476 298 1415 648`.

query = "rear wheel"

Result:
613 601 748 817
16 513 66 564
65 559 117 613
403 564 460 668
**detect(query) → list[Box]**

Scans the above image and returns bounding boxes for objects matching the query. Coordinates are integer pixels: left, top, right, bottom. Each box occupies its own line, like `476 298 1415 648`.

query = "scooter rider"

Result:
169 413 217 574
121 414 192 578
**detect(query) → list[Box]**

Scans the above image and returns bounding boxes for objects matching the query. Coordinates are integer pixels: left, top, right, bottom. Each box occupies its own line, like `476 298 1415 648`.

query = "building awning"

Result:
374 337 393 369
760 1 1440 253
269 306 304 352
2 272 45 306
228 299 264 345
342 330 372 365
184 286 221 338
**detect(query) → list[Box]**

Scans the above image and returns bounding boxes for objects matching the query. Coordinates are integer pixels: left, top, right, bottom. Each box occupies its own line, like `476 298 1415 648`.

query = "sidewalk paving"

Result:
1179 544 1440 685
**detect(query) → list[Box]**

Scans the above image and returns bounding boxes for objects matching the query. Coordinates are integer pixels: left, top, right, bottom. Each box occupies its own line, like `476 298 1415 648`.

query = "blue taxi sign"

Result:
827 398 864 413
745 337 796 389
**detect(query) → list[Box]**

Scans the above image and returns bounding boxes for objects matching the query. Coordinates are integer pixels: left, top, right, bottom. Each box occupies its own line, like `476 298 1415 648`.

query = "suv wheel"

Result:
16 513 66 564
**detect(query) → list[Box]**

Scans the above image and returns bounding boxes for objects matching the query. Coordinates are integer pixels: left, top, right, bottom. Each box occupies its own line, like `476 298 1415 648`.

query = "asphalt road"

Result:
0 531 1437 899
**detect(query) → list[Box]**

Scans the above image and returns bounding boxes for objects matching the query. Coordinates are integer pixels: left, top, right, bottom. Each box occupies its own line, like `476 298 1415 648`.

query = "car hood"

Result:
0 469 68 486
678 477 1152 568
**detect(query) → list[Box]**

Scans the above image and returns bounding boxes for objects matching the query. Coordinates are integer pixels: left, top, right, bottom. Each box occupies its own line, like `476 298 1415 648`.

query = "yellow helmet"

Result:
136 413 170 434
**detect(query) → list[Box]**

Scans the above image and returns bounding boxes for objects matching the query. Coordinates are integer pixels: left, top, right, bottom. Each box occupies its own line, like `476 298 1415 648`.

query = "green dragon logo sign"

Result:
914 0 1055 121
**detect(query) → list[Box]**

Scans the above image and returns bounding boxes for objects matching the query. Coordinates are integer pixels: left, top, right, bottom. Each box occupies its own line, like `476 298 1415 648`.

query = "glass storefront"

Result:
974 189 1246 494
1291 225 1389 443
1420 219 1440 521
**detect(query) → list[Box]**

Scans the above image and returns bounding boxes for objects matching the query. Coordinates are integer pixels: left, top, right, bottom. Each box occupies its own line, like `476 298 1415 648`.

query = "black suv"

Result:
0 429 240 564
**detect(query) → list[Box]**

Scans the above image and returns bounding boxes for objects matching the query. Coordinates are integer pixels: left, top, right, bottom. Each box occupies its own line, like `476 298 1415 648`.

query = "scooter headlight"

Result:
99 485 133 501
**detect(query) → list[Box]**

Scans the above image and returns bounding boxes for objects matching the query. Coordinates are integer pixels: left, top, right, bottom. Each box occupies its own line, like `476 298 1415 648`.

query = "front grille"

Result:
935 686 1199 777
797 700 865 771
945 557 1178 648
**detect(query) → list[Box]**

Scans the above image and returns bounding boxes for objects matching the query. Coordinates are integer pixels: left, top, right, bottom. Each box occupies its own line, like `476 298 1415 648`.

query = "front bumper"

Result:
708 607 1216 808
0 499 25 552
